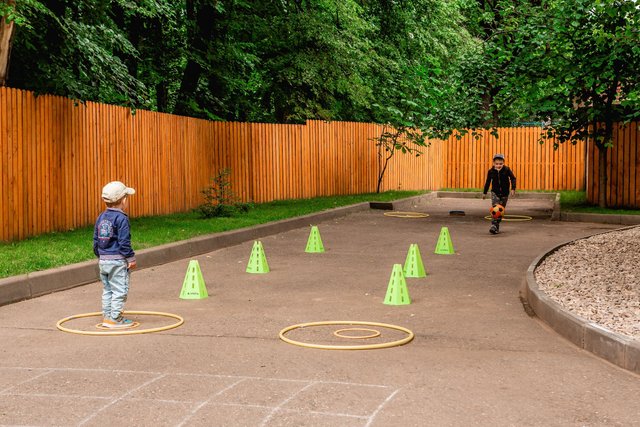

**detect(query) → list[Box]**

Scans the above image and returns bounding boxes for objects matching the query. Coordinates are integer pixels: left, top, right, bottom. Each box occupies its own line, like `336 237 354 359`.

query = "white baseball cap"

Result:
102 181 135 203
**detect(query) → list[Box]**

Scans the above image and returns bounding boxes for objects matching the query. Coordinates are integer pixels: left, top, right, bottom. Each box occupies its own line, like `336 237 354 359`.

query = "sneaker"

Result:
489 225 498 234
102 316 135 329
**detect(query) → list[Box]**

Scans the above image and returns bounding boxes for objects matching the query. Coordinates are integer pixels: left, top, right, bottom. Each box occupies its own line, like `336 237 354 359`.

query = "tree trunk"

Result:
174 59 202 115
597 147 607 208
0 2 16 86
175 0 216 116
156 81 168 112
376 150 394 194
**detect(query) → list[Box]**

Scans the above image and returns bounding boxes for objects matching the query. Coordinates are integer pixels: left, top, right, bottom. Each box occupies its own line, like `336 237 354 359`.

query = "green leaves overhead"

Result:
3 0 638 140
6 0 470 124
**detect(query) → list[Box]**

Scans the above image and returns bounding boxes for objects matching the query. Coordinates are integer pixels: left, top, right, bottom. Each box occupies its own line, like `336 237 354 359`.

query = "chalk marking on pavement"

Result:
0 367 395 426
1 366 161 375
365 388 401 427
174 372 391 388
175 378 247 427
76 374 166 426
4 392 111 400
0 369 53 395
259 381 316 427
2 367 391 390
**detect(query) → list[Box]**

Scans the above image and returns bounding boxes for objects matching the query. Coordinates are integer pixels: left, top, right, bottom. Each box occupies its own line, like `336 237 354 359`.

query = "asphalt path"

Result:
1 197 638 426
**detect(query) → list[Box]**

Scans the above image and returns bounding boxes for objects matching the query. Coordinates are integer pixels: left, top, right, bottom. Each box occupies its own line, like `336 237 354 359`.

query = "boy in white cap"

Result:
482 154 516 234
93 181 137 328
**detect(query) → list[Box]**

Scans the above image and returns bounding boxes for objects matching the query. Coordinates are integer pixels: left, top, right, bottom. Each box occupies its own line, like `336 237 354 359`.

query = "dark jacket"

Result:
483 166 516 197
93 208 136 262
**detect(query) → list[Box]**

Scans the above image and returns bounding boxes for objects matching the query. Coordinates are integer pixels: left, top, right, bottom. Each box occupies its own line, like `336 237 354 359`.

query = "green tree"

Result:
111 0 185 112
7 0 156 106
3 0 475 129
256 0 374 123
363 0 471 188
449 0 547 129
528 0 640 207
0 0 17 86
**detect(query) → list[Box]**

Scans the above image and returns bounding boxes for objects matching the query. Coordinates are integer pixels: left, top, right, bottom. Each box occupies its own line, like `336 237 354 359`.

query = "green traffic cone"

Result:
246 241 270 274
434 227 455 255
383 264 411 305
404 244 427 278
179 260 209 299
305 225 325 253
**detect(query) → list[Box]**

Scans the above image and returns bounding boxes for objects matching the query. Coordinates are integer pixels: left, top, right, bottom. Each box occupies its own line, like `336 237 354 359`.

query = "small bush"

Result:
197 168 252 218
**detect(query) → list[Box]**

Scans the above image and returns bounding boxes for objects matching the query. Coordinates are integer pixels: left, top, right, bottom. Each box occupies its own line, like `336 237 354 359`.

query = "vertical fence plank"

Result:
0 88 7 240
593 138 600 204
621 123 629 207
634 122 640 207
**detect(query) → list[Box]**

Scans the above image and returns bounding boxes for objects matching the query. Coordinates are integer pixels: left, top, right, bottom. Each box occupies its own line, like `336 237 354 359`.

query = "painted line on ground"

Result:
259 382 317 427
0 369 53 395
365 388 401 427
76 374 167 426
175 378 248 427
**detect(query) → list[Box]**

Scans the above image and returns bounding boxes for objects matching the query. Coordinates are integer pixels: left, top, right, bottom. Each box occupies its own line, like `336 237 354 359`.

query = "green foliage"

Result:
6 0 474 124
8 0 158 105
256 0 375 123
531 0 640 147
446 0 640 140
433 0 639 207
197 168 252 218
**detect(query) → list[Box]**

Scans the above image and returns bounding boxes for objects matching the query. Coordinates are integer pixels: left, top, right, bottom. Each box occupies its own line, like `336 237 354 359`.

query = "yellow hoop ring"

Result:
483 214 533 222
279 321 414 350
56 311 184 336
384 211 429 218
333 328 381 340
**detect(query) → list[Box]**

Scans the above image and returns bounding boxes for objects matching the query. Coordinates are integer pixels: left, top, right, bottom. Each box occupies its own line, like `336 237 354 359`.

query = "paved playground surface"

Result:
1 196 639 426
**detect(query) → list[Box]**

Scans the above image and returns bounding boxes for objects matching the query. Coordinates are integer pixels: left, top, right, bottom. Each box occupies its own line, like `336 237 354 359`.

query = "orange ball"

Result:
490 204 505 219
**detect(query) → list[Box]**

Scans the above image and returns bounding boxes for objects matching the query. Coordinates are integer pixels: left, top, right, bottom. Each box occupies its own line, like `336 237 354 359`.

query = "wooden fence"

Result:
586 122 640 208
441 127 586 191
0 87 594 242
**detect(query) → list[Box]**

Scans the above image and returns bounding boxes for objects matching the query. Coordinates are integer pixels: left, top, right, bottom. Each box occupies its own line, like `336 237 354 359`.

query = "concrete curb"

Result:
387 192 437 210
435 191 557 200
551 193 561 221
436 191 559 220
0 194 431 307
525 226 640 374
560 211 640 225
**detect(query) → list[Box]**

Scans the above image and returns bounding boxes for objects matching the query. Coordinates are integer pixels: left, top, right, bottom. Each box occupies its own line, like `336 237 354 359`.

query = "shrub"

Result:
197 168 252 218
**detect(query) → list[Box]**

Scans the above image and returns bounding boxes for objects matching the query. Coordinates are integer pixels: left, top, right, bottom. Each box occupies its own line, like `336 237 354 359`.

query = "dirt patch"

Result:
535 226 640 340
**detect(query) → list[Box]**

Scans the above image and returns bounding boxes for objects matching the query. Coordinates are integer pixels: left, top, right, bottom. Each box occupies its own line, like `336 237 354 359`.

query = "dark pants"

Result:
491 192 509 227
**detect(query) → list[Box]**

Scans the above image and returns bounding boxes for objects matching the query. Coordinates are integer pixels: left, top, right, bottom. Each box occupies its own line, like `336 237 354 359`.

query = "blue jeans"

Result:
99 260 130 320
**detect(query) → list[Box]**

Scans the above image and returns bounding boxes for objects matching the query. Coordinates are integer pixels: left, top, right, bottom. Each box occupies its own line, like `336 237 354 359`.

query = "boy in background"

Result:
482 154 516 234
94 181 137 328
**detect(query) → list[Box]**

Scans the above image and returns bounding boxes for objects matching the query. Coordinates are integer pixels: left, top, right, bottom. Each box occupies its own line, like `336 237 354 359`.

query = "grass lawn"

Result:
554 191 640 214
0 191 423 279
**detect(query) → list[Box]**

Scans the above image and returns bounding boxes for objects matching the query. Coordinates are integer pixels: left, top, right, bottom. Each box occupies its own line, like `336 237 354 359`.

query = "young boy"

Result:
93 181 137 328
482 154 516 234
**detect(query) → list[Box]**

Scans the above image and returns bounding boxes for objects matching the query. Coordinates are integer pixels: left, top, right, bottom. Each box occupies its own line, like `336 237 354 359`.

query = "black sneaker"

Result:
489 225 498 234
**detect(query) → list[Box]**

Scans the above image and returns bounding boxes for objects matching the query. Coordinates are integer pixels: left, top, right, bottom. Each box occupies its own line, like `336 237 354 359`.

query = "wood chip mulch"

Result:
535 226 640 340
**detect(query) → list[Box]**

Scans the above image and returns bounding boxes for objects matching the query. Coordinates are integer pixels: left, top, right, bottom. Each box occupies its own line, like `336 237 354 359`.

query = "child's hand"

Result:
128 261 137 270
511 190 516 197
482 194 486 200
